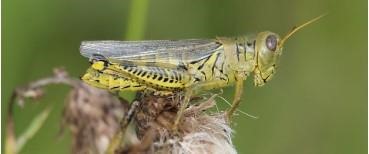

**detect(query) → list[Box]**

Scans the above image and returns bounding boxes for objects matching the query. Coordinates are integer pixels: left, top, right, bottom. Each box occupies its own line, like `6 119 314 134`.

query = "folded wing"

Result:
80 39 222 68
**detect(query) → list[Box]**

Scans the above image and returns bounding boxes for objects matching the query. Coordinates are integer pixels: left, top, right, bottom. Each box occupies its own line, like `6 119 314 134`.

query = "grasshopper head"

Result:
253 31 281 86
253 14 325 86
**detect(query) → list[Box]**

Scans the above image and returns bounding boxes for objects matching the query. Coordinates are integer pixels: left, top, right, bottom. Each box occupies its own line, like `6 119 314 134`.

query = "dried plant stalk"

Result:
6 69 237 154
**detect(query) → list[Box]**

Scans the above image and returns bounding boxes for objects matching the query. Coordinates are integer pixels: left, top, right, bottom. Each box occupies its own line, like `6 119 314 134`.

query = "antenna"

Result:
279 14 326 47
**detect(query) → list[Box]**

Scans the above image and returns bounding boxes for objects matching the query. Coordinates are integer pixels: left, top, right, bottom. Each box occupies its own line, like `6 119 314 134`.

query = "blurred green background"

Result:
2 0 367 153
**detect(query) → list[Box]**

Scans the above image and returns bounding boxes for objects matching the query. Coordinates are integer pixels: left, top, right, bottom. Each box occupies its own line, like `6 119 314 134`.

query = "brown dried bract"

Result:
120 94 236 154
63 83 128 154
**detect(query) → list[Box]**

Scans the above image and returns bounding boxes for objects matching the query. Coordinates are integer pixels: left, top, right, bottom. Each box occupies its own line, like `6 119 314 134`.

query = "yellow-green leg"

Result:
226 75 245 121
106 100 141 154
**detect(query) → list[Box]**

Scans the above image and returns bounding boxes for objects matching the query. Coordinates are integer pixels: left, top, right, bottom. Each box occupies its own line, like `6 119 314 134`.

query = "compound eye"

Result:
266 35 277 51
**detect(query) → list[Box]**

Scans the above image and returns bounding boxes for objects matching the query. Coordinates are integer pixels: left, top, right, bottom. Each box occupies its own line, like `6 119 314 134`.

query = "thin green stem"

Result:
125 0 150 40
16 108 51 153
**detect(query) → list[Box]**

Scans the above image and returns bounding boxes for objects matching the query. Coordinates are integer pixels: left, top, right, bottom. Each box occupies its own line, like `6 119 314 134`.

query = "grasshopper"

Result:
80 15 324 130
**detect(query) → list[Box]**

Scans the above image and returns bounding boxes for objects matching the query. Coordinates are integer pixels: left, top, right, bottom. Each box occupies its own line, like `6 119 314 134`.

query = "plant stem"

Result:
125 0 150 40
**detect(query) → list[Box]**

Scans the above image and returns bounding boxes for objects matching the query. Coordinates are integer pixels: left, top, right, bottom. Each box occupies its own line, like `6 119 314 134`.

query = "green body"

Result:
81 32 282 95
